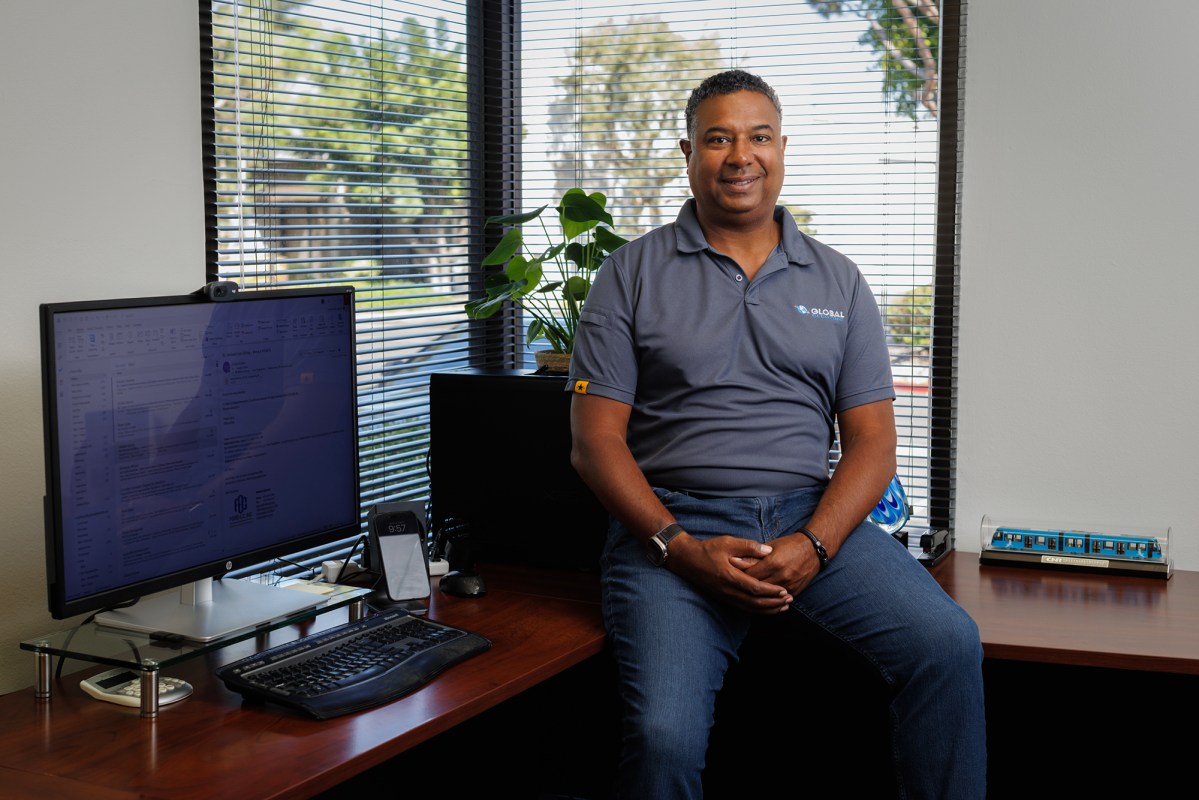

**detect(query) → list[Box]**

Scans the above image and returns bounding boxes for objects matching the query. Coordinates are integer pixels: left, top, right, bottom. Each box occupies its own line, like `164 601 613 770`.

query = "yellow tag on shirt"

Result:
572 380 589 395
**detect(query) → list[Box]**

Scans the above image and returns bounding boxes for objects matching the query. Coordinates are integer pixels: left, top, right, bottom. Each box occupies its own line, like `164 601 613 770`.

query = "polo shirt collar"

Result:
673 198 815 267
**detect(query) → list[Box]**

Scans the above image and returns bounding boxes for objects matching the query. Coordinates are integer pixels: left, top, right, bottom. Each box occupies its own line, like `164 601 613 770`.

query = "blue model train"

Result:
989 527 1164 561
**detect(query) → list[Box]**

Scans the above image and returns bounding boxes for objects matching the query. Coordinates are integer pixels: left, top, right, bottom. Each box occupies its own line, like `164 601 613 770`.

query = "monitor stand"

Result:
94 577 324 643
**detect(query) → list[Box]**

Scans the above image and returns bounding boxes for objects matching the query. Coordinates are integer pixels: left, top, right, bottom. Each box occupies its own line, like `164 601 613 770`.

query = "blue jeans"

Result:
600 486 986 800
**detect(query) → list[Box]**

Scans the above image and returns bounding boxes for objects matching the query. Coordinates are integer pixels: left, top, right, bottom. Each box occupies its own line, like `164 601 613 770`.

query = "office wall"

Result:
0 2 201 692
956 1 1199 564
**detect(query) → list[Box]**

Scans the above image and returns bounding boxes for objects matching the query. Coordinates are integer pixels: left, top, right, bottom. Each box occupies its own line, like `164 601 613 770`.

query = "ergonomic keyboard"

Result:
215 609 491 719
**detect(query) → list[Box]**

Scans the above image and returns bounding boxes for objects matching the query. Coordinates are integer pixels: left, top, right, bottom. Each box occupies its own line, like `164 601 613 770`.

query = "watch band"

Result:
796 526 830 571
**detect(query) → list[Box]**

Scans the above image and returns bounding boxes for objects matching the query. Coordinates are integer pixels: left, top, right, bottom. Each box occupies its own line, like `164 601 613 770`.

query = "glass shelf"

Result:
21 581 371 717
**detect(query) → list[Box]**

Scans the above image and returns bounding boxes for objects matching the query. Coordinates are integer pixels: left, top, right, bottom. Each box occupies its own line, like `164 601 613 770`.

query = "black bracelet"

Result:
796 526 830 571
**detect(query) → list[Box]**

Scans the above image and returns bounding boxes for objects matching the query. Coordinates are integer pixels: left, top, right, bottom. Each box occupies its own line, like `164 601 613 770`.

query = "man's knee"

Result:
913 599 983 675
624 704 711 768
938 592 980 643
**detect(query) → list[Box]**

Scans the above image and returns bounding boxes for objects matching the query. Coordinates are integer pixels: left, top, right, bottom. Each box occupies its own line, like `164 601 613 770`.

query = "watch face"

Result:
646 537 668 565
646 524 684 566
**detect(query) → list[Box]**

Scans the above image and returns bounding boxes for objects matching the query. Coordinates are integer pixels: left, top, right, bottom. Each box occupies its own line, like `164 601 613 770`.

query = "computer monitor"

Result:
428 369 609 573
40 285 360 641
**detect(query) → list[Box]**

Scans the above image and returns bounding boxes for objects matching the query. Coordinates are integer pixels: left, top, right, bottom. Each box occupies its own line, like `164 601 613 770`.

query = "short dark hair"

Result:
684 70 783 142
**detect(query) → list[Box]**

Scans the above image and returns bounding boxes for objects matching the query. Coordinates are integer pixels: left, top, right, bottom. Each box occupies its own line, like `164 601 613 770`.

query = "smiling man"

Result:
567 70 986 799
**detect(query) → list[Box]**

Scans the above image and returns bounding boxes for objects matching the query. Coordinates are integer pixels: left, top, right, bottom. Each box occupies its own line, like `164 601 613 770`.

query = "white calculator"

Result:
80 668 194 707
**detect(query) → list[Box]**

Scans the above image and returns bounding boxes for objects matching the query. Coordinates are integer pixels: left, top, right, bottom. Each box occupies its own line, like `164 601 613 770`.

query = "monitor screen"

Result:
428 369 609 574
40 286 360 640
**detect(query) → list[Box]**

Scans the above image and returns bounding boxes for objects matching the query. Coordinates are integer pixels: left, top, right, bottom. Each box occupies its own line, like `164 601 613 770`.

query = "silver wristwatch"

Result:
646 523 686 566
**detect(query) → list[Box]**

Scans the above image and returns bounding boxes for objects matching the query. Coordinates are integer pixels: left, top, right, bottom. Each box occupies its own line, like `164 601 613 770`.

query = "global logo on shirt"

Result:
795 304 846 321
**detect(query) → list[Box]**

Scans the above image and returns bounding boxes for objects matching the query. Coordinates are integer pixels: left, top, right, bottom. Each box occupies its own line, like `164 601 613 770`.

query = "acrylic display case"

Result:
979 514 1171 578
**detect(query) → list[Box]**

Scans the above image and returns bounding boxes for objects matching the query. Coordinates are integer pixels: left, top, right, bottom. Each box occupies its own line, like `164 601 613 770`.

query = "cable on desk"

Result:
54 599 139 679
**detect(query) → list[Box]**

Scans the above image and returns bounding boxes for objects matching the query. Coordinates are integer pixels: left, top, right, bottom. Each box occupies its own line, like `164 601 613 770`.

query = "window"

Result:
203 0 479 575
519 0 964 535
203 0 965 570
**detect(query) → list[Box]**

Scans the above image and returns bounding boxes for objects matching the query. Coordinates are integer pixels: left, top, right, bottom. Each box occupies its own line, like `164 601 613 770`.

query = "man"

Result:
567 70 986 799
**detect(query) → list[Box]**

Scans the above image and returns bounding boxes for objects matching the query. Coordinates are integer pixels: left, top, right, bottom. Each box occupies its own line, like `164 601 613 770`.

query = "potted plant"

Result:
465 188 628 373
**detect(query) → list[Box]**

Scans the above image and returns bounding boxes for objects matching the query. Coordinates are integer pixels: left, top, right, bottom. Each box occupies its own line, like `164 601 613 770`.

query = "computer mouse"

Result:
440 570 487 598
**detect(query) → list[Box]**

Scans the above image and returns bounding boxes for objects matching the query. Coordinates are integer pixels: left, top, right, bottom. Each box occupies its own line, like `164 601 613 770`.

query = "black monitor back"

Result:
429 369 609 572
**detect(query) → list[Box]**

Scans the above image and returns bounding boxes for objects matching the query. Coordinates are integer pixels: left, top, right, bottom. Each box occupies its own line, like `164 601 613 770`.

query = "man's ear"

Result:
680 138 692 162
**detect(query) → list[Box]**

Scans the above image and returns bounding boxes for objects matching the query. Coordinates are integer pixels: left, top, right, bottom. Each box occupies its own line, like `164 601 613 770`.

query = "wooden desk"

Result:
933 553 1199 797
932 551 1199 674
0 565 604 800
6 553 1195 799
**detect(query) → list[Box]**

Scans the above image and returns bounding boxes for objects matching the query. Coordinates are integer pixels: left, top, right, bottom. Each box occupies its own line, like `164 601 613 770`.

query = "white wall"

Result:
0 2 201 692
0 0 1194 694
956 1 1199 563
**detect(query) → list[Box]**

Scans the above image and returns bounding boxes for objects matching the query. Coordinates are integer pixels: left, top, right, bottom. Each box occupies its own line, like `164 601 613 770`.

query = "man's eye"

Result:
709 136 729 144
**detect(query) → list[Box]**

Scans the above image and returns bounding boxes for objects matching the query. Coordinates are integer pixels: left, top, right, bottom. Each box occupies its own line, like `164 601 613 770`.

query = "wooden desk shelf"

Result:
932 551 1199 674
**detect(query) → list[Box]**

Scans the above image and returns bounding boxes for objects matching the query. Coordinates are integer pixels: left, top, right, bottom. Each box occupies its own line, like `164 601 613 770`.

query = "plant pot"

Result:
534 350 572 374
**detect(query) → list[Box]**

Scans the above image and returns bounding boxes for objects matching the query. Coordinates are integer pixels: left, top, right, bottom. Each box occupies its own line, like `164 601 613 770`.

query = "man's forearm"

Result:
571 436 676 541
804 435 895 558
803 401 897 558
569 398 675 542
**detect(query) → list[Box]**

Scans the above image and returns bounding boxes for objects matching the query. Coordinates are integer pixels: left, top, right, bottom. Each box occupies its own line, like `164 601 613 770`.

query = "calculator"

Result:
80 668 193 707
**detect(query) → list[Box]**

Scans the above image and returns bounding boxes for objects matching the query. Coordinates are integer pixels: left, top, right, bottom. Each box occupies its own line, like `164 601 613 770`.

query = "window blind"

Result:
519 0 960 532
201 0 963 573
203 0 477 579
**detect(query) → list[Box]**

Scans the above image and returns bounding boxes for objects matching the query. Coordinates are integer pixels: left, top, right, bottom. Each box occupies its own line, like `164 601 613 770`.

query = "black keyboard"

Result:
216 610 491 719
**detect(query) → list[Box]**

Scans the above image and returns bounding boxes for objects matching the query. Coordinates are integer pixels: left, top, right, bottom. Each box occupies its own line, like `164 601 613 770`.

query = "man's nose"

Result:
727 141 753 166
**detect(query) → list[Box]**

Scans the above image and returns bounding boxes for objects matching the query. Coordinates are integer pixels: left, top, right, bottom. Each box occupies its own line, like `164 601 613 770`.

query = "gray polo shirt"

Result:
568 199 895 497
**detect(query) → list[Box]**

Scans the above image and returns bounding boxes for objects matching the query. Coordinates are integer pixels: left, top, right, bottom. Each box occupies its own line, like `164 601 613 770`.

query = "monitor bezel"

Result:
40 285 361 621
